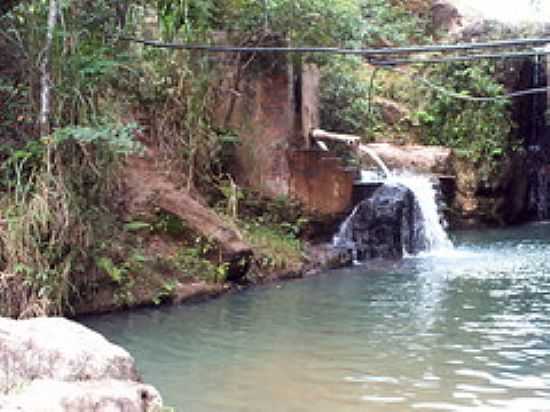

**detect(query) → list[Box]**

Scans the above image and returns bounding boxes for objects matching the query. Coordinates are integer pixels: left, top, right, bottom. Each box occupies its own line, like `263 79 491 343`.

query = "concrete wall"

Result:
213 39 298 198
213 41 353 217
288 150 354 216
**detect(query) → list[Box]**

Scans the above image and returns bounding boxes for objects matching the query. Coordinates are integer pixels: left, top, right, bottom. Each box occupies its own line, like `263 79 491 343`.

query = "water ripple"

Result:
82 223 550 412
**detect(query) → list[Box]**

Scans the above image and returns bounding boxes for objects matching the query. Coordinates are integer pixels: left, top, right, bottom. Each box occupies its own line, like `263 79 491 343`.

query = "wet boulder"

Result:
337 184 425 260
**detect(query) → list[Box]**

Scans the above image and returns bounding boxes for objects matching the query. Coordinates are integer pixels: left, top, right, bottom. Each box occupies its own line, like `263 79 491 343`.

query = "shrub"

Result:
417 61 514 163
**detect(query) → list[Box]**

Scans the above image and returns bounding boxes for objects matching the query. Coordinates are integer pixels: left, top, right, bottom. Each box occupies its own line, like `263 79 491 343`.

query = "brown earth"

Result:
70 147 349 316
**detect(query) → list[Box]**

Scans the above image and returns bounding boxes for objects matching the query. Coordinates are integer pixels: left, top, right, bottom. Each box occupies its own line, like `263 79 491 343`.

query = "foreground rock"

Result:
0 317 162 412
335 184 425 259
0 379 161 412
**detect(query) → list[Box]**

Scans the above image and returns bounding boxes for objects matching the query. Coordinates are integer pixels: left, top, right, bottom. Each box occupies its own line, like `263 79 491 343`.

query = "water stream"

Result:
83 224 550 412
388 172 454 253
340 145 453 255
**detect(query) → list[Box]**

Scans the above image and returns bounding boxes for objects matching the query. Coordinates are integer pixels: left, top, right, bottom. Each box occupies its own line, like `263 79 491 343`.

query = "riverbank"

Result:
71 242 348 317
82 223 550 411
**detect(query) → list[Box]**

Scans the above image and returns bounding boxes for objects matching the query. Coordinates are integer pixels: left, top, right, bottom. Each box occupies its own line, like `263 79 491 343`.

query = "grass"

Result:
241 222 304 272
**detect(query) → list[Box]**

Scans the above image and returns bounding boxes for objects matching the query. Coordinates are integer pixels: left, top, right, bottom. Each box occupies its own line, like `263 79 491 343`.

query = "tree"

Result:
39 0 58 137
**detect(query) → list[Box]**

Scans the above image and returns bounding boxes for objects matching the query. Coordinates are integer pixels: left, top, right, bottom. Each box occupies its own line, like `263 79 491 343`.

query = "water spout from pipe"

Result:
358 144 391 178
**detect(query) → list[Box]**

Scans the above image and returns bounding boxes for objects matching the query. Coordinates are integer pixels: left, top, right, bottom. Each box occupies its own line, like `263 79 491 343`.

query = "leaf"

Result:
124 221 152 232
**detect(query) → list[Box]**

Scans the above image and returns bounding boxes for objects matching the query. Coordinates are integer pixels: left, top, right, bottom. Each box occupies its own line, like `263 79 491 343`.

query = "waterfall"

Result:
333 152 453 258
332 204 361 262
388 173 454 253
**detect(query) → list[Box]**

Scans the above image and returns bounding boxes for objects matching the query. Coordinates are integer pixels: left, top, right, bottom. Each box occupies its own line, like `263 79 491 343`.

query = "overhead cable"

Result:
373 50 550 66
381 66 550 102
119 36 550 56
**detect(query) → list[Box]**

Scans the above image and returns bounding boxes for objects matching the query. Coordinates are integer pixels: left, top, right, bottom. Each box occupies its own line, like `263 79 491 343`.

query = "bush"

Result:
0 124 140 317
320 57 377 136
417 61 514 163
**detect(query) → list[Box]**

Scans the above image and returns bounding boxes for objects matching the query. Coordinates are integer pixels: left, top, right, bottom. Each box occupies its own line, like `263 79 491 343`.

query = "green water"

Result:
83 224 550 411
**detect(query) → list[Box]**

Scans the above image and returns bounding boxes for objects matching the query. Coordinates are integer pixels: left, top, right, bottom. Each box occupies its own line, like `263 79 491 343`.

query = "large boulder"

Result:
431 0 464 34
335 184 425 259
0 317 162 412
0 379 162 412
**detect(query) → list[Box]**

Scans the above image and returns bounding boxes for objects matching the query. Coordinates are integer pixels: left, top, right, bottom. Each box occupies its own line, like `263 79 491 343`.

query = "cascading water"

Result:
387 173 453 253
334 149 453 259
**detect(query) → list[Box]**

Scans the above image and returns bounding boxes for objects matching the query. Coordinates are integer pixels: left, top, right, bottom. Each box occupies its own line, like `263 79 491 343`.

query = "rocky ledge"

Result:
0 317 162 412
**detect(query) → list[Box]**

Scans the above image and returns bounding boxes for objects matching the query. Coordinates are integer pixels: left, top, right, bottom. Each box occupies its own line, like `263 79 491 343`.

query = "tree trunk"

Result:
0 0 24 16
39 0 58 137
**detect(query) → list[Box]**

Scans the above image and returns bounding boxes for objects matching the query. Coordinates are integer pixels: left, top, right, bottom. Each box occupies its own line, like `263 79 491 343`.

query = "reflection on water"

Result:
82 224 550 412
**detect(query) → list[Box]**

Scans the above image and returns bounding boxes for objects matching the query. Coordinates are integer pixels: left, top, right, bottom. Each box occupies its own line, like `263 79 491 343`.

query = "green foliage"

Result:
320 56 377 137
0 124 141 317
174 236 229 283
52 123 142 154
157 0 214 40
242 223 304 271
152 279 178 305
418 62 514 163
96 256 136 306
361 0 431 45
216 188 307 271
124 221 153 232
0 78 33 152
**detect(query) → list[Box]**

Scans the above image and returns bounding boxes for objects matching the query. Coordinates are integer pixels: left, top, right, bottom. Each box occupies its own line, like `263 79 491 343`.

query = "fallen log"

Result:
124 154 252 280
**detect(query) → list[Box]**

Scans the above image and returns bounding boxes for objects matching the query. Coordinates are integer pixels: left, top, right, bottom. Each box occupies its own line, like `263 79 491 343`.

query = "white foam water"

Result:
388 172 454 254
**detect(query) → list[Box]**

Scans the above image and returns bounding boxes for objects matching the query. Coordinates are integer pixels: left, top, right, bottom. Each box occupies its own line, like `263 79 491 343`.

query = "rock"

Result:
0 317 163 412
450 153 528 227
336 184 425 259
0 379 162 412
360 143 453 175
373 97 410 125
534 165 550 220
432 0 550 41
431 0 464 35
0 317 138 388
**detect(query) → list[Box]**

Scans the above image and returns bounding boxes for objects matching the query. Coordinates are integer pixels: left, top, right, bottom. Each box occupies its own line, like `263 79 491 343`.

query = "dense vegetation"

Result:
0 0 518 317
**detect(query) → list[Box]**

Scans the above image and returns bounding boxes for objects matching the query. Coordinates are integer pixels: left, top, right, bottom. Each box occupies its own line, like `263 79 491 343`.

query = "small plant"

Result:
174 236 229 283
152 279 178 305
95 256 135 306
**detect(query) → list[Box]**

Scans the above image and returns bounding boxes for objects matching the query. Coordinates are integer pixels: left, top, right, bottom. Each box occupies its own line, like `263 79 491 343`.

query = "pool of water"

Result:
82 223 550 411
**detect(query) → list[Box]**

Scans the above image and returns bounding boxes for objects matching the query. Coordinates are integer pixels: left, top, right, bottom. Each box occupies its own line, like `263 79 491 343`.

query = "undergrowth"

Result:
416 61 515 164
0 124 140 318
215 187 307 273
